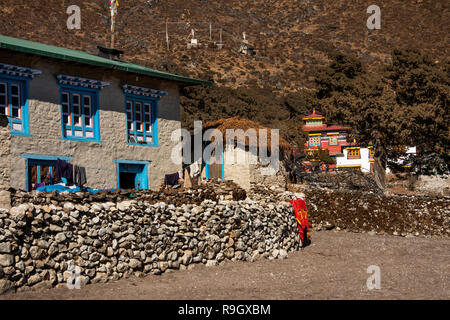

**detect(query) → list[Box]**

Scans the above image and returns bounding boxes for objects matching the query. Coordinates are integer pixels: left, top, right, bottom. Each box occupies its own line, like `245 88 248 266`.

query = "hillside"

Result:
0 0 448 144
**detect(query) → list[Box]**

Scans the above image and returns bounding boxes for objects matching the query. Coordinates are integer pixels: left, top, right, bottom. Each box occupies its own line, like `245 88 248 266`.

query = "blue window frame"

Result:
0 63 40 136
57 75 108 142
0 76 30 136
124 95 158 146
59 86 100 142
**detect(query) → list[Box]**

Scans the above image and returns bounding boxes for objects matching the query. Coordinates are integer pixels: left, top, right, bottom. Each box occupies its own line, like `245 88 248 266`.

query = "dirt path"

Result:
1 231 449 300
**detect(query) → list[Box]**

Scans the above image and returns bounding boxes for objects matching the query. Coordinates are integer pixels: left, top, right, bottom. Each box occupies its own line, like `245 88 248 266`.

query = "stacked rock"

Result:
303 188 450 237
0 197 300 294
9 179 249 207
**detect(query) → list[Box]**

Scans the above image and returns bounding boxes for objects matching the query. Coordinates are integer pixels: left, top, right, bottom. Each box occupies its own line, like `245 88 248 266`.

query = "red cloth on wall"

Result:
289 198 310 247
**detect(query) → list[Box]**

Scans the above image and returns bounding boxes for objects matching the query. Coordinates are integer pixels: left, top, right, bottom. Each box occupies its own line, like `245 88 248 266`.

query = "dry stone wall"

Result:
0 197 301 294
0 115 10 190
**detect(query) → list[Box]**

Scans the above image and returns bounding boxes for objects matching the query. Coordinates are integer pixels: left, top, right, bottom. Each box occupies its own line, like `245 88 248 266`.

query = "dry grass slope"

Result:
0 0 448 92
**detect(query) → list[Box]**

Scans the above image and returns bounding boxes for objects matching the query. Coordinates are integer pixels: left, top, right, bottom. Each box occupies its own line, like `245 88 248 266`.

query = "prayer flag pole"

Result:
109 0 119 48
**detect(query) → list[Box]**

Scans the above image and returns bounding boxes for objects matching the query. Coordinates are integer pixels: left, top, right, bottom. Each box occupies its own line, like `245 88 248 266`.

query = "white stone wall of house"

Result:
223 145 252 190
203 144 287 190
2 56 182 191
0 115 11 209
0 115 11 190
249 161 288 187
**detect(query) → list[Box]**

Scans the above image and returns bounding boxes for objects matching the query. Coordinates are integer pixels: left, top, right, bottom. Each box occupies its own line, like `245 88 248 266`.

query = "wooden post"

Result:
209 23 212 41
111 24 115 48
165 19 169 50
109 1 118 49
373 140 386 190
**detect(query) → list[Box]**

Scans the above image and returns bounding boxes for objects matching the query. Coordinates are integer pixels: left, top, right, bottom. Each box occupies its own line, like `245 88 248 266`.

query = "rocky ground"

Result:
1 230 448 300
414 175 450 197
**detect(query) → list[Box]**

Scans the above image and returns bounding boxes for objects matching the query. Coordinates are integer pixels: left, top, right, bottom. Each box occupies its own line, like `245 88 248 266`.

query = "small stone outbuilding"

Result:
201 117 290 190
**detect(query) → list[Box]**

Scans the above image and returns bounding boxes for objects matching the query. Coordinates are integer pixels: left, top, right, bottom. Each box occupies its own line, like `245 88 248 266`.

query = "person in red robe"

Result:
289 198 311 248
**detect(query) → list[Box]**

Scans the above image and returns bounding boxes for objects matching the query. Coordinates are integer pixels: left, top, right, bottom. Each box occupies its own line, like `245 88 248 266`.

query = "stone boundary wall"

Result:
303 188 449 237
0 115 10 190
0 199 300 294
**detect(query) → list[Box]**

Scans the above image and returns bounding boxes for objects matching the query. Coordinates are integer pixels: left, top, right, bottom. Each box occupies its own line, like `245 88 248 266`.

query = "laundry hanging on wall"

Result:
73 165 87 187
164 172 180 186
189 160 201 177
54 159 74 186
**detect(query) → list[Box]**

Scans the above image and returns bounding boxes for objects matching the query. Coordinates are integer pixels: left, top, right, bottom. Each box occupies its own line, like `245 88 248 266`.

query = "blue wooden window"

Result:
125 96 157 146
27 159 57 191
0 63 40 136
59 87 100 142
22 154 72 192
0 77 30 135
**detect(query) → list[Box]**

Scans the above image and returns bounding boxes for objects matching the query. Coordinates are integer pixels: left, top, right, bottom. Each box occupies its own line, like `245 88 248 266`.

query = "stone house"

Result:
200 118 289 190
0 34 210 192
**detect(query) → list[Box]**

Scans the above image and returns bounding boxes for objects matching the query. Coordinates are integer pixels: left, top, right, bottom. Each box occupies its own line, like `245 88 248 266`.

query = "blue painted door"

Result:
118 163 148 189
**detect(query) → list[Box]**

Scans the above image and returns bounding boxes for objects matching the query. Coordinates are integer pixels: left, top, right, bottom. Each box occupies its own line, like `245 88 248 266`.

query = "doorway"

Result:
116 161 149 190
205 150 224 180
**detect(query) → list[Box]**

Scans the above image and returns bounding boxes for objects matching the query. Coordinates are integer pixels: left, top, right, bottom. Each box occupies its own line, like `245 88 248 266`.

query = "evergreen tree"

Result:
314 50 449 175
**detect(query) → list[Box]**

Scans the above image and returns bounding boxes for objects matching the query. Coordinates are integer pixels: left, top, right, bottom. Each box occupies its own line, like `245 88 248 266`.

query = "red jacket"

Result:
290 198 310 245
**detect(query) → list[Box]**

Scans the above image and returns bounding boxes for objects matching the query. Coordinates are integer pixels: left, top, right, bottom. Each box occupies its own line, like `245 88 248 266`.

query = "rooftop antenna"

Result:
109 0 119 48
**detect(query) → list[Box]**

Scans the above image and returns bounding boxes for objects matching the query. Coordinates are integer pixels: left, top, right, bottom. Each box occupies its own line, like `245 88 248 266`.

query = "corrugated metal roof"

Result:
0 34 212 86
